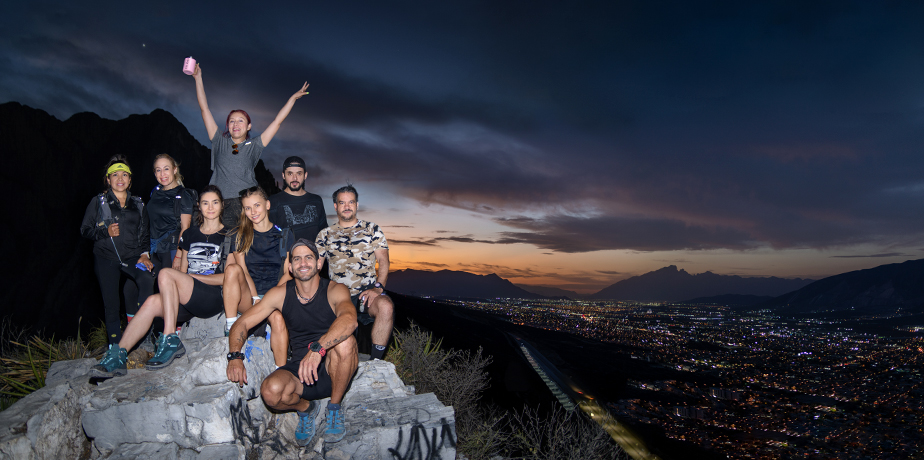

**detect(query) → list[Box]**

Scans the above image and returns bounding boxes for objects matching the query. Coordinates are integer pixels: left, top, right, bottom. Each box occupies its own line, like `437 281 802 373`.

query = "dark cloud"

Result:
6 1 924 259
830 253 907 259
389 239 438 247
597 270 623 275
495 215 757 253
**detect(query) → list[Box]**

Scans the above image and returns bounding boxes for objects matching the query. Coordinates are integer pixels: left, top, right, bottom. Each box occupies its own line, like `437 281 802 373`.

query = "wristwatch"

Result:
309 341 327 357
374 282 384 290
227 352 245 361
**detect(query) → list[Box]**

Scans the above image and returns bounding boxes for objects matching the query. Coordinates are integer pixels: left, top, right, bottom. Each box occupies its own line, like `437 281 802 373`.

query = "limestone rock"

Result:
1 327 458 459
0 380 93 459
179 312 227 342
81 336 274 455
45 358 96 387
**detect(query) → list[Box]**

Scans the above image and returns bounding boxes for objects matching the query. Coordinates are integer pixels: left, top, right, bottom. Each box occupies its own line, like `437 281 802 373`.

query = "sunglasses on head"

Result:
239 186 260 197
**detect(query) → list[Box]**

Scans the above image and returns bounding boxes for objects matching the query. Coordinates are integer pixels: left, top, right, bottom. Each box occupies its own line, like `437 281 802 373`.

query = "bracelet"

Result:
252 296 260 304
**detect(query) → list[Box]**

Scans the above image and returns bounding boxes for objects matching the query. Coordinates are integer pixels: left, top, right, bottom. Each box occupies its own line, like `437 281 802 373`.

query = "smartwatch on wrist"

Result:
227 352 245 361
309 341 327 357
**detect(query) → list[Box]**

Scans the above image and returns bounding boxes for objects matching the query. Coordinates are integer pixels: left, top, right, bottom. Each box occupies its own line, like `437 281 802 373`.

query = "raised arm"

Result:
260 82 309 146
192 64 219 140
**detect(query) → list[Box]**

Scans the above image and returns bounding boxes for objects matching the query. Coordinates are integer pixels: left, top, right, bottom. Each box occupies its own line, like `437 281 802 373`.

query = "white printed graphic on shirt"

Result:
187 242 222 275
283 205 319 226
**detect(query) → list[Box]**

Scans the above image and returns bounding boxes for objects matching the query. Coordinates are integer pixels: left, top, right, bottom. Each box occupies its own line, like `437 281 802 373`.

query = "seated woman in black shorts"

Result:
91 185 230 377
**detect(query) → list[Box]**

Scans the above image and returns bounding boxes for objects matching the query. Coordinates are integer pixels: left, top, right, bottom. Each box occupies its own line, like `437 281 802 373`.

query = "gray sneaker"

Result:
145 333 186 370
89 344 128 378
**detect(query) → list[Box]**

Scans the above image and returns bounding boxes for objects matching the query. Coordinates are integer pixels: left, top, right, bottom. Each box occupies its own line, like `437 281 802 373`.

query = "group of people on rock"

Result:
79 62 393 445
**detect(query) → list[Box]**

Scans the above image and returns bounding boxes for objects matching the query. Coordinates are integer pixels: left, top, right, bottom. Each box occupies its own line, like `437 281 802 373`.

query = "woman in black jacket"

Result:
80 155 154 345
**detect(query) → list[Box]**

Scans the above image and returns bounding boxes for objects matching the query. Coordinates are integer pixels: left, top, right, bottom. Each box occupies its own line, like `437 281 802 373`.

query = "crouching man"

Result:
227 239 358 445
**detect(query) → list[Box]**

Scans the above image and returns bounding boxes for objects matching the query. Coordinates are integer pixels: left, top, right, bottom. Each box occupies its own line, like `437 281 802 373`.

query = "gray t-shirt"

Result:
209 131 265 198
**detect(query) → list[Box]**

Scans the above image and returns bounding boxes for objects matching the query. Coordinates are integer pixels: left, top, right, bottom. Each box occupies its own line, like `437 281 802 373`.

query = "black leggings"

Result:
151 250 177 275
94 257 154 344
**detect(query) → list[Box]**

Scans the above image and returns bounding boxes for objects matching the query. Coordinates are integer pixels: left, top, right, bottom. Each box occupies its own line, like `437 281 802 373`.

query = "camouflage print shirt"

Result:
315 219 388 296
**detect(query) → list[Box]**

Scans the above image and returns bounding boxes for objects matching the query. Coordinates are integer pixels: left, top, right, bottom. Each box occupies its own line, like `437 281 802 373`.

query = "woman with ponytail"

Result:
222 186 292 366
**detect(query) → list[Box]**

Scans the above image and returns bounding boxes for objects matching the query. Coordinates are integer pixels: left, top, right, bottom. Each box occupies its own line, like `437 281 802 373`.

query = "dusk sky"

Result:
4 1 924 292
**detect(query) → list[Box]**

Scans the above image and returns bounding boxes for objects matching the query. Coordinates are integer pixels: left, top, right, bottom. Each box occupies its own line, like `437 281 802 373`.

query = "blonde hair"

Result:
153 153 185 186
234 186 269 255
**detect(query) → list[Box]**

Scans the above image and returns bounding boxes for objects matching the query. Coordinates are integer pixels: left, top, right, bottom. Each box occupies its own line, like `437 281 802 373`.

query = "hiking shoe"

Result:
295 400 321 446
145 333 186 370
323 405 346 443
89 344 128 378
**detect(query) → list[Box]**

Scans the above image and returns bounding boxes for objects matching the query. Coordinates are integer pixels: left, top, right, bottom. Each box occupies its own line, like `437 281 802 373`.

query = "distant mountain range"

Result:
590 265 813 301
765 258 924 316
515 285 587 299
388 266 814 302
387 269 545 299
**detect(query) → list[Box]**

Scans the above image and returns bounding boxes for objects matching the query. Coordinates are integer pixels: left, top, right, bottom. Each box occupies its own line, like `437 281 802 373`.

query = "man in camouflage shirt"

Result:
315 185 393 360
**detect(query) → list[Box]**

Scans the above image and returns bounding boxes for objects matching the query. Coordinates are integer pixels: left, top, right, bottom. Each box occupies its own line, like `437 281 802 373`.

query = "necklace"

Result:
294 283 317 304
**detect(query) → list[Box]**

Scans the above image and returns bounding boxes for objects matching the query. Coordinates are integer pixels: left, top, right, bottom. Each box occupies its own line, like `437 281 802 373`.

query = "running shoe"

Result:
323 405 346 443
295 400 321 446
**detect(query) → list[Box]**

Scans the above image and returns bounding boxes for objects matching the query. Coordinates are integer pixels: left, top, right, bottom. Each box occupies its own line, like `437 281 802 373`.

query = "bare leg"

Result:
157 268 195 334
222 264 252 318
268 311 289 367
261 370 311 412
118 294 165 351
326 335 359 404
368 295 394 348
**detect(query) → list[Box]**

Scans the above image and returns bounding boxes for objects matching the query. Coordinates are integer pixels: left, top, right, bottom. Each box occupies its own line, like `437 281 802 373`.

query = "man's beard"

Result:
286 181 304 192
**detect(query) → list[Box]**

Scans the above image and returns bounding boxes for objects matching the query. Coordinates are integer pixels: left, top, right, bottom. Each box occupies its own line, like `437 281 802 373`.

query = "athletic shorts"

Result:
176 279 224 324
350 285 387 326
279 356 333 401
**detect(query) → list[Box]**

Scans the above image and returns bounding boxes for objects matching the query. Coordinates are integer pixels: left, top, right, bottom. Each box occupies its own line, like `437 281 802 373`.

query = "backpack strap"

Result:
277 226 293 281
217 232 233 274
96 193 112 226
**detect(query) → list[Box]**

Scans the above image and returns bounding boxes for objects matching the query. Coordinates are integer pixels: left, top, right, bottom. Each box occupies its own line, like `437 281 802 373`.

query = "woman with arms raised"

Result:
91 185 231 376
80 155 154 347
191 63 308 228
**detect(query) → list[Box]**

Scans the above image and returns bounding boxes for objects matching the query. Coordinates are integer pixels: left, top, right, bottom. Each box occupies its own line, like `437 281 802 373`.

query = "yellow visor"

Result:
107 163 132 176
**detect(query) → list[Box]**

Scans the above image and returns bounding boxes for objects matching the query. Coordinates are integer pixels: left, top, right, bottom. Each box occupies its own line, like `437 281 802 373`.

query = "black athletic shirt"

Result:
230 225 294 295
268 191 328 243
281 278 336 360
178 226 228 275
148 186 194 253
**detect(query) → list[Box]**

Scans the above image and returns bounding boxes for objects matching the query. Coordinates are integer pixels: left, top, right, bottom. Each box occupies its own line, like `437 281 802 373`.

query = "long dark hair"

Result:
234 186 269 255
195 185 224 227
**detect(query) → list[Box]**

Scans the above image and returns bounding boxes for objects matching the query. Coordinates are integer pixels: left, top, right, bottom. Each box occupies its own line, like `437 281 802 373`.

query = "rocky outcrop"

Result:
0 315 457 459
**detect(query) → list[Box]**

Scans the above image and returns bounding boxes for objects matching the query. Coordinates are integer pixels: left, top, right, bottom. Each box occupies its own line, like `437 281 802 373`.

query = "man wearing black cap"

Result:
269 156 328 244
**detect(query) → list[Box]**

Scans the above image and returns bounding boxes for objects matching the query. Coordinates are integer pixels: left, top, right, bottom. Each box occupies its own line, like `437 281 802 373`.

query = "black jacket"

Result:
80 189 150 262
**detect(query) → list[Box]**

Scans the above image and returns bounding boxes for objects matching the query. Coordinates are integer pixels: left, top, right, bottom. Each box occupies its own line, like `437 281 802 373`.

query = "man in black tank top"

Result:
227 239 358 446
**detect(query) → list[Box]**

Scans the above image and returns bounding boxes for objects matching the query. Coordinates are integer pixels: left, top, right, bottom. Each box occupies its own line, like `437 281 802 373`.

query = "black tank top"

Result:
282 278 337 360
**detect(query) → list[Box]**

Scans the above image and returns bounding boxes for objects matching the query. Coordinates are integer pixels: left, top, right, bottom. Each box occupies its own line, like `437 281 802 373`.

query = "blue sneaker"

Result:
89 344 128 378
145 333 186 370
323 405 346 443
295 400 321 446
